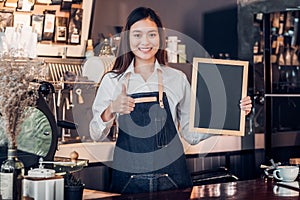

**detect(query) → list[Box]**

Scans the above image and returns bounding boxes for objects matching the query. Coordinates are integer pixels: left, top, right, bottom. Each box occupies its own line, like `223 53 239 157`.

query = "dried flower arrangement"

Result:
0 52 43 148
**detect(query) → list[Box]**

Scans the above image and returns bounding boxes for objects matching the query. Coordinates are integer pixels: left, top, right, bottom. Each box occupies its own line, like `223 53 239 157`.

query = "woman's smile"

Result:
138 47 153 53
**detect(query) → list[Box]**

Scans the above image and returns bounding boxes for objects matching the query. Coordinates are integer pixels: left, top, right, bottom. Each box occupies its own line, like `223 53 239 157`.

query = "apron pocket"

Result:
121 173 179 193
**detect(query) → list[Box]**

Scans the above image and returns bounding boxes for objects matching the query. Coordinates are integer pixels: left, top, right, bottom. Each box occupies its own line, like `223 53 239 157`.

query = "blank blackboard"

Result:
189 58 248 136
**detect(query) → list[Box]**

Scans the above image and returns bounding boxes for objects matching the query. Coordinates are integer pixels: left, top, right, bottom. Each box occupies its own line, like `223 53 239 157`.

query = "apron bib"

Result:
110 71 192 194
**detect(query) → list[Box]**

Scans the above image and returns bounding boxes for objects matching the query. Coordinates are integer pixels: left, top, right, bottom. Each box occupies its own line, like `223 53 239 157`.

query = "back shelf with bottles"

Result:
253 10 300 134
254 10 300 94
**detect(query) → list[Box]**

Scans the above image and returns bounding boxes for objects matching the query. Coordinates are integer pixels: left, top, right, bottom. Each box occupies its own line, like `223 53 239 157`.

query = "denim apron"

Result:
110 70 192 194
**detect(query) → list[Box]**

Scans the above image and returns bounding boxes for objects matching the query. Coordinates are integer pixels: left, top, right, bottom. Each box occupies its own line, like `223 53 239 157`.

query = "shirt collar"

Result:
124 59 163 76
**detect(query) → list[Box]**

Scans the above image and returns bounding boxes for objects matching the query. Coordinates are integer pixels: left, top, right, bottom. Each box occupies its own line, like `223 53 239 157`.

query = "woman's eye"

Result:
133 33 141 38
149 33 157 38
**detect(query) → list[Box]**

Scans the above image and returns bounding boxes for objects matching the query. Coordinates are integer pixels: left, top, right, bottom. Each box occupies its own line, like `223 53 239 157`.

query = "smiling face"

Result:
129 18 160 65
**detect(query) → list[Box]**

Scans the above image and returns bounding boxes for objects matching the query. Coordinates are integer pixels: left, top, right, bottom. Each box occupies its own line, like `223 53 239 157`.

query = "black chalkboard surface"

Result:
189 58 248 136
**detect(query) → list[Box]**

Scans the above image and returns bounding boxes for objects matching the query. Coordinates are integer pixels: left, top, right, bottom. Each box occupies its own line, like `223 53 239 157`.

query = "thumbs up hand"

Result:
110 84 135 115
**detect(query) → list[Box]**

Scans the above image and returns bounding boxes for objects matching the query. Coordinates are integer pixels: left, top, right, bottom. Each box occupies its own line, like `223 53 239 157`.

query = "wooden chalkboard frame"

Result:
189 58 249 136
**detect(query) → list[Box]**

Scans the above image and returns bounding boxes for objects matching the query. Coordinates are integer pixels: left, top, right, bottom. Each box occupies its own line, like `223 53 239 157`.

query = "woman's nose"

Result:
140 34 150 44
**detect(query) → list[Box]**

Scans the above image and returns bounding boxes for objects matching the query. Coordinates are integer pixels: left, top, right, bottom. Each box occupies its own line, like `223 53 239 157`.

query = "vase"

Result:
64 184 85 200
0 147 25 200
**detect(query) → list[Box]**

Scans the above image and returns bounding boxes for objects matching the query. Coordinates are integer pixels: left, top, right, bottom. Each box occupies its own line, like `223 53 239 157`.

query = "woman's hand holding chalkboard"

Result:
240 96 252 115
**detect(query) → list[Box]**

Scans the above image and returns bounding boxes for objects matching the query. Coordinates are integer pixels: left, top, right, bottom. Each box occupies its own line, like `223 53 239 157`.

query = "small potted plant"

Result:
64 171 85 200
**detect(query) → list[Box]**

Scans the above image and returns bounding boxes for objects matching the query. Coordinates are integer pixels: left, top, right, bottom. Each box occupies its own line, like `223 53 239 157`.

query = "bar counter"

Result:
83 178 300 199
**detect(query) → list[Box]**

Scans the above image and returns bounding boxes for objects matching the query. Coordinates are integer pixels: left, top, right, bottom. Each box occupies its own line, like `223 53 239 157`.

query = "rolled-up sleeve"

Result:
89 74 118 141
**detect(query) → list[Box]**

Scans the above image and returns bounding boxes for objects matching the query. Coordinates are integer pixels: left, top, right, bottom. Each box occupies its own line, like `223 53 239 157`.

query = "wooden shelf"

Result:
0 1 93 57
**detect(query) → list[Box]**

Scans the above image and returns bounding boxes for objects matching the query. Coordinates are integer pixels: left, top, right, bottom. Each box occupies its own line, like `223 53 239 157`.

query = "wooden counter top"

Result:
83 189 120 199
83 178 300 199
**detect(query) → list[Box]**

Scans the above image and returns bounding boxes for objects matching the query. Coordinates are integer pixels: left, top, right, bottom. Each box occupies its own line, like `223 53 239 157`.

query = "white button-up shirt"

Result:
89 60 211 144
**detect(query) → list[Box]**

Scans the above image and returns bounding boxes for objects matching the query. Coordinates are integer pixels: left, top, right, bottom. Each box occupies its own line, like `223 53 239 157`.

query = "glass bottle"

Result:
292 47 299 66
0 147 25 200
70 28 80 44
253 42 259 54
85 39 94 58
271 27 278 54
99 38 114 56
285 45 291 66
278 46 285 66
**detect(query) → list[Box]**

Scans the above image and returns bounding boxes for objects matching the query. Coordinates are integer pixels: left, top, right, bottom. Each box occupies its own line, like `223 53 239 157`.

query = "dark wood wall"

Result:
89 0 237 58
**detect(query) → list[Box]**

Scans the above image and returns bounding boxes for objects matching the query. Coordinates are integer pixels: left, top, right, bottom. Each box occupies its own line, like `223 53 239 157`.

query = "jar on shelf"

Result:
99 38 114 56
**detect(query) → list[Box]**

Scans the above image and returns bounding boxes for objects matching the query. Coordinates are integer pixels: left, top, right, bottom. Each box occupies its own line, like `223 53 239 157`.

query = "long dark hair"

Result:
112 7 167 76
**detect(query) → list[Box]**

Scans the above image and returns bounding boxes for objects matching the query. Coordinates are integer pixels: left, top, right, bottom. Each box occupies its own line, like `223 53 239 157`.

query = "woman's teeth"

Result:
139 47 152 52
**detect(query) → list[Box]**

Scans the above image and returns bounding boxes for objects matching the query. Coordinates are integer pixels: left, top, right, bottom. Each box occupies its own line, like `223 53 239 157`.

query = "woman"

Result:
90 7 252 194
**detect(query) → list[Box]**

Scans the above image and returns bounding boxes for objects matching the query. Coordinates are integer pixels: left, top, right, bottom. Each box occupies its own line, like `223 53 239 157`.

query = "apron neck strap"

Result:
157 70 164 109
124 70 164 109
